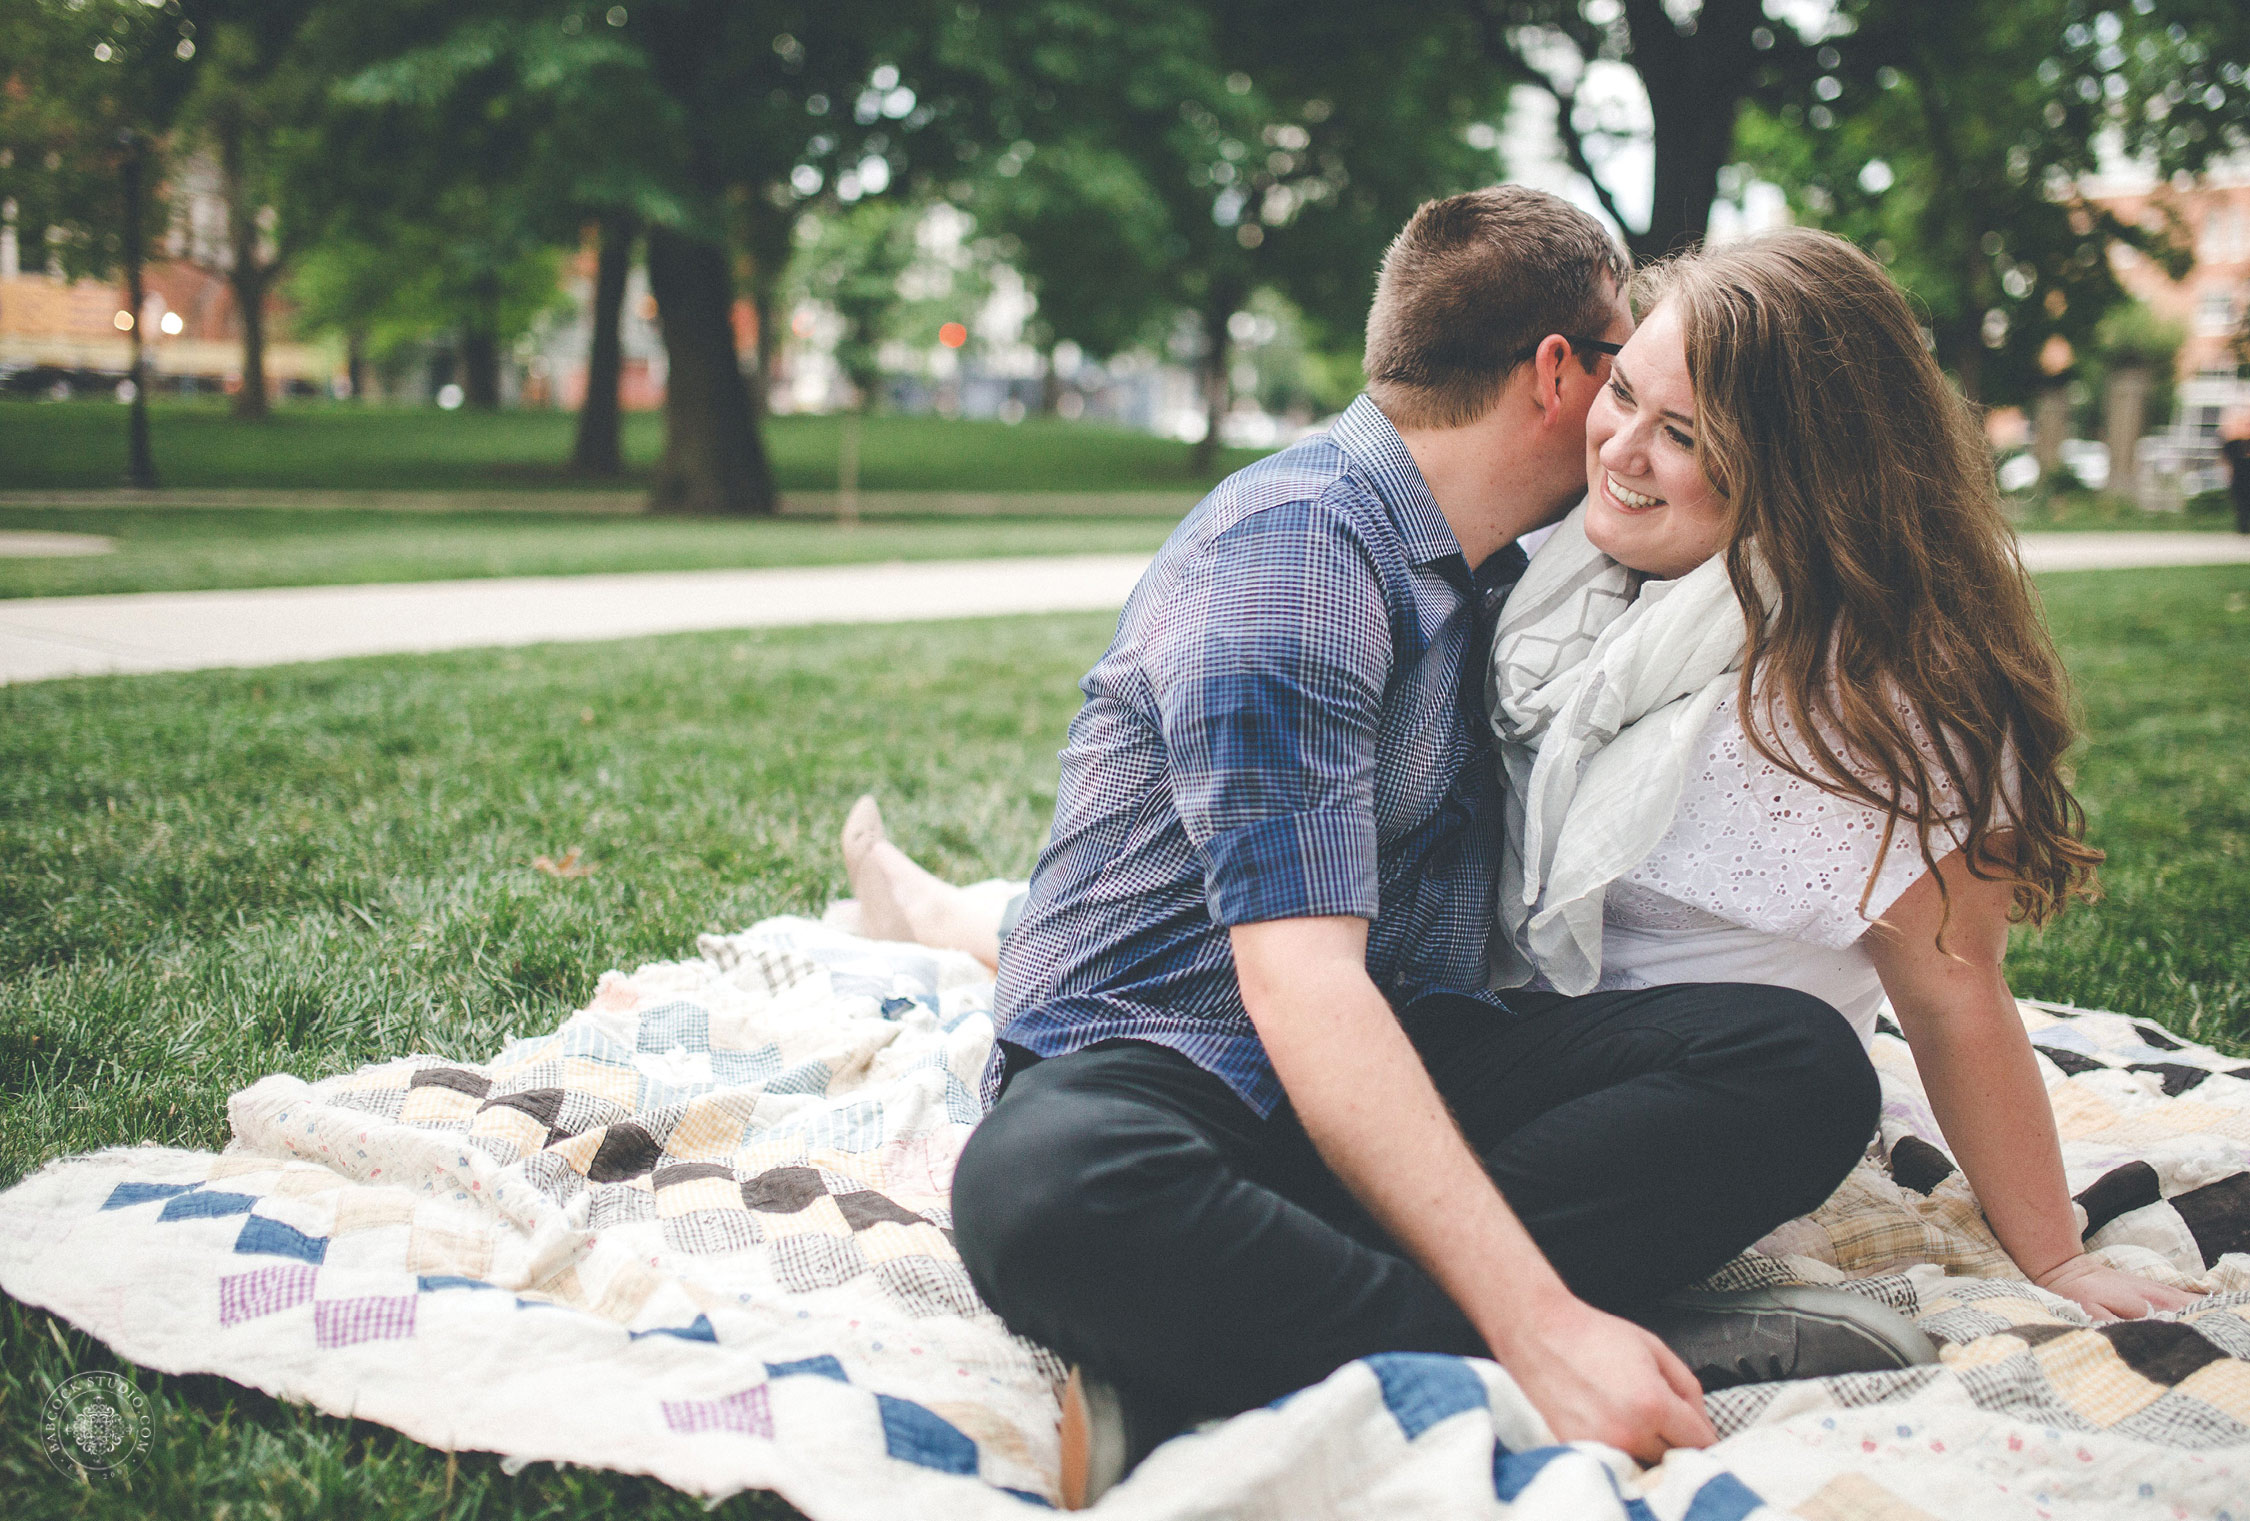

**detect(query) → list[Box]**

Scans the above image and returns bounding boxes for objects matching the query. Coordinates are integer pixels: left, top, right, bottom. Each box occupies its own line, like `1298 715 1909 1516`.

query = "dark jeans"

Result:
951 983 1879 1420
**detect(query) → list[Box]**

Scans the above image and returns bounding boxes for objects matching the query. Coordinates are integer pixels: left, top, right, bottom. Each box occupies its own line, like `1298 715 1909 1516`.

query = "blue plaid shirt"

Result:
986 396 1528 1117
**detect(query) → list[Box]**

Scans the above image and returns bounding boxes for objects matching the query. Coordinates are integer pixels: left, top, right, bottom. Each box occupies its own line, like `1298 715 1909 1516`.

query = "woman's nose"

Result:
1599 420 1648 474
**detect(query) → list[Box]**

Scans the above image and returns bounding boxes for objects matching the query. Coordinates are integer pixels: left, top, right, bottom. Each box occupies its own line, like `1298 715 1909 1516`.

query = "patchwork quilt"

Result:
2 917 2246 1521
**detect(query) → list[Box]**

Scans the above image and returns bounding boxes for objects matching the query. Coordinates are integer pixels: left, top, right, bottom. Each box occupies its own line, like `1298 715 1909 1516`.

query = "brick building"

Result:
0 169 331 398
2090 160 2250 494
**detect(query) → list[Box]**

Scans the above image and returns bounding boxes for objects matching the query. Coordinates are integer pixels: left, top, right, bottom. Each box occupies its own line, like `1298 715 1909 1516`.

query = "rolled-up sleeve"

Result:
1146 500 1393 927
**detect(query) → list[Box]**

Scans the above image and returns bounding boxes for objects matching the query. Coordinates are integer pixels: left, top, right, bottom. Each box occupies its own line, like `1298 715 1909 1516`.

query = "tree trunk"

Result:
120 141 156 488
838 408 862 527
2103 365 2151 504
346 332 367 402
1623 0 1763 258
462 328 501 409
220 113 271 421
1190 293 1238 477
1039 343 1063 416
572 214 635 474
463 270 503 409
744 200 793 424
645 221 773 515
2031 385 2071 482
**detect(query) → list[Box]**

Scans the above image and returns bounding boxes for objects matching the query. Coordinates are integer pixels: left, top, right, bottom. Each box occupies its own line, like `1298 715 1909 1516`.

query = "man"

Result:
950 187 1922 1507
2222 409 2250 536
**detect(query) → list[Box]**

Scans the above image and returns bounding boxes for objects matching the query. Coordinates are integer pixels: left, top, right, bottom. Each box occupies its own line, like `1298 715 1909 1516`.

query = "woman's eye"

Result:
1664 427 1694 449
1607 378 1631 404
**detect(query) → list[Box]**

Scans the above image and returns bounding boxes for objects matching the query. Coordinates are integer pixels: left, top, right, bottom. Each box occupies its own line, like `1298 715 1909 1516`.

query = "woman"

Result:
1486 227 2190 1323
844 228 2194 1323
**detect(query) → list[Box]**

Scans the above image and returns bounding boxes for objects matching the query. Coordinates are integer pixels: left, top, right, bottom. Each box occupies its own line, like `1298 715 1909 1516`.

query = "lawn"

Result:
2 565 2246 1514
0 400 1271 495
0 505 1181 600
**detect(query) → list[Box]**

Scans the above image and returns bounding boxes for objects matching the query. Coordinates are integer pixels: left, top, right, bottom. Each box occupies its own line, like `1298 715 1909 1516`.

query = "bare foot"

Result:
842 794 914 943
838 794 1004 970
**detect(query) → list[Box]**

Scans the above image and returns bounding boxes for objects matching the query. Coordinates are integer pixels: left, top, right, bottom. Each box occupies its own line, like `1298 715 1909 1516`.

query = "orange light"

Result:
938 321 968 349
113 310 134 331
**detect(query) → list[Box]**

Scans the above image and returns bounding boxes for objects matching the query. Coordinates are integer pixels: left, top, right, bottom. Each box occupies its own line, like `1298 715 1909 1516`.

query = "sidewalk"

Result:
0 488 1202 519
1 533 2244 686
0 554 1155 684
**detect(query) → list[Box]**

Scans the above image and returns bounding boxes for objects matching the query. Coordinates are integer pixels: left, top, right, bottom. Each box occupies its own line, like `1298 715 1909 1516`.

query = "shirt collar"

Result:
1327 394 1466 568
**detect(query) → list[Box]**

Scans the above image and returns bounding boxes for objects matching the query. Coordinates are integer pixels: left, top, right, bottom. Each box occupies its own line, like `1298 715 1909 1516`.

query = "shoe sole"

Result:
1057 1367 1128 1510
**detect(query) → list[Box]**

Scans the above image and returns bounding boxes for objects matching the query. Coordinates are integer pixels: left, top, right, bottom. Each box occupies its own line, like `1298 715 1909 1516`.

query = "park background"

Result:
1 1 2247 1516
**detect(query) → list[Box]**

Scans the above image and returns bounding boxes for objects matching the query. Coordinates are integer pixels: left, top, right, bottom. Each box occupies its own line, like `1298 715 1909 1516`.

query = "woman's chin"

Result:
1589 531 1704 580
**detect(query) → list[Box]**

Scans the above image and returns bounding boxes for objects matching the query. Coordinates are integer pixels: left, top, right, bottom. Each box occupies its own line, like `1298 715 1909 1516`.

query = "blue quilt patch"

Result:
101 1181 197 1210
1681 1470 1766 1521
1494 1443 1572 1502
877 1393 979 1475
766 1354 849 1383
159 1190 258 1222
233 1214 328 1264
1366 1352 1488 1441
631 1314 718 1343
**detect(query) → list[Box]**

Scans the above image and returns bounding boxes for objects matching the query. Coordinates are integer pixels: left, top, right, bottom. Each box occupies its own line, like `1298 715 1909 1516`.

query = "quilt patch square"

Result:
877 1393 979 1475
218 1264 318 1326
234 1213 329 1265
407 1220 494 1279
1367 1352 1488 1441
102 1181 196 1211
661 1385 774 1440
398 1085 480 1128
159 1190 258 1223
314 1295 418 1348
333 1190 416 1236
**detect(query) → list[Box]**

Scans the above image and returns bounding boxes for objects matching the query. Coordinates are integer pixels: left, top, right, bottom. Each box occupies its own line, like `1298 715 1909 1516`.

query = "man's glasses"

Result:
1509 334 1623 370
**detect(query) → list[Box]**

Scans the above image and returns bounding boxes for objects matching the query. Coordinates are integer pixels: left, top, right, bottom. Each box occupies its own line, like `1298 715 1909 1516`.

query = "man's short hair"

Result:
1363 186 1630 430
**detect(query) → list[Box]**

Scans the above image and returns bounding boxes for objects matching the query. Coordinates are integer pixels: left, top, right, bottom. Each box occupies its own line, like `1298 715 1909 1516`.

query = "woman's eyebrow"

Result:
1612 361 1693 427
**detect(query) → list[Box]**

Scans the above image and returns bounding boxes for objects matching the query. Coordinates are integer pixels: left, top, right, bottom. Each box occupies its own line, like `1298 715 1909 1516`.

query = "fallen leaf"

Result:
533 847 596 878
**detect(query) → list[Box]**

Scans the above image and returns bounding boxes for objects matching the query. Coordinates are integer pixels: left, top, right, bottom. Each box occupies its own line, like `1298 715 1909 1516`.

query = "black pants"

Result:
951 984 1879 1420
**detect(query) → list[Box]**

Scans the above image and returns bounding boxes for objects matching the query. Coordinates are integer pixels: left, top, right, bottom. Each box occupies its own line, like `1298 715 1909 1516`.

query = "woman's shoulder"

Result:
1619 694 1968 949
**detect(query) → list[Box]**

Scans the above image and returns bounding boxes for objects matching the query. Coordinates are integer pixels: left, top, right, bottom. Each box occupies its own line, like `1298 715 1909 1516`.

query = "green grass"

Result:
2005 485 2236 532
2 566 2246 1513
0 505 1179 599
2003 566 2250 1046
0 400 1270 494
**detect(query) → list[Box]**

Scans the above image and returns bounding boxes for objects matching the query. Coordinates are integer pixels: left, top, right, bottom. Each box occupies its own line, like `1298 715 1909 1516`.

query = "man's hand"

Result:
1231 916 1715 1463
1499 1301 1716 1462
2035 1253 2201 1322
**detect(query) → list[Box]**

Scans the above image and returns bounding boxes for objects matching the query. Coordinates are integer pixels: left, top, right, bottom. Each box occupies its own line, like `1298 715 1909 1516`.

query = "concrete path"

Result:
0 531 112 557
0 554 1155 684
0 488 1201 519
1 533 2244 686
2014 532 2250 572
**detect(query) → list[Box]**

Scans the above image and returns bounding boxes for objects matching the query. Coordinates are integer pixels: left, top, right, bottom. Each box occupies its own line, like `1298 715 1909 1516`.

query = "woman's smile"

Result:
1602 472 1664 511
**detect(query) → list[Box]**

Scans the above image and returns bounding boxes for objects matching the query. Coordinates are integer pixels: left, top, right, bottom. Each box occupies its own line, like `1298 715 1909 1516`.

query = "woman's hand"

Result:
2033 1253 2201 1321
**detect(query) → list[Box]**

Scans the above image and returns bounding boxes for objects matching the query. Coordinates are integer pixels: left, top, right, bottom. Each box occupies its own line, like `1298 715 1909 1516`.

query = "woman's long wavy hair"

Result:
1639 228 2100 931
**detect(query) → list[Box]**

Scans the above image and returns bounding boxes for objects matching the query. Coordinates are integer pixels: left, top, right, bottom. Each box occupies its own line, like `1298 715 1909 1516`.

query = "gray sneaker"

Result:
1636 1285 1940 1391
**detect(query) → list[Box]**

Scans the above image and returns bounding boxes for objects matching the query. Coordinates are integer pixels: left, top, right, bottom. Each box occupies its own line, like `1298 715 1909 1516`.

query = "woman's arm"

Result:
1863 847 2200 1320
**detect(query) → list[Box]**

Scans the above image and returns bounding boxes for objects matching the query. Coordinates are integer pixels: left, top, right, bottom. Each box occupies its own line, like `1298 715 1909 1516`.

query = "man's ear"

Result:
1529 334 1574 426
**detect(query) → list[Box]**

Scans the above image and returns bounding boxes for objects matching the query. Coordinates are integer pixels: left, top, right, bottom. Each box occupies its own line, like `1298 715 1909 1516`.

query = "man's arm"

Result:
1231 915 1716 1462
